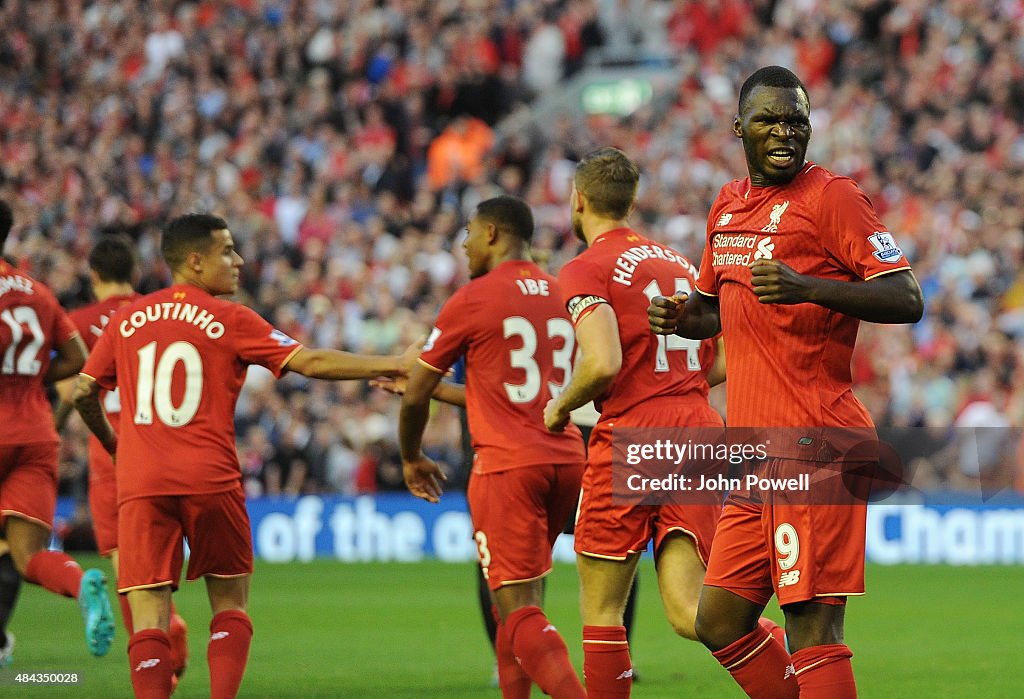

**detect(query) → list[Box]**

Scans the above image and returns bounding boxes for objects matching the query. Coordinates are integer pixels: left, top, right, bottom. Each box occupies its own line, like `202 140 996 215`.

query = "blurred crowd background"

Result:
2 0 1023 505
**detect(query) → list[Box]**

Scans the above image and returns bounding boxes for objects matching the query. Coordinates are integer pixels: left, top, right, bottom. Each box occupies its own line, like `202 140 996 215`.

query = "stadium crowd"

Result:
1 0 1023 500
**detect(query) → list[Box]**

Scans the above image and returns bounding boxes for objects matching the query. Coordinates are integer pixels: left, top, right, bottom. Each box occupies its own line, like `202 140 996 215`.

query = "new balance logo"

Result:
210 631 230 641
784 663 796 680
717 213 733 227
616 669 634 680
542 624 557 633
778 570 801 587
135 658 161 671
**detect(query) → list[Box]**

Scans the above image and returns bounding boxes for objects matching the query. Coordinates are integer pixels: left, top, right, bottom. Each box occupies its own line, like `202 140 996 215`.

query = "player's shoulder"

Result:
0 266 60 308
799 162 855 191
69 294 124 323
0 263 40 290
68 302 97 331
561 245 604 274
715 177 750 203
557 252 597 292
442 277 476 308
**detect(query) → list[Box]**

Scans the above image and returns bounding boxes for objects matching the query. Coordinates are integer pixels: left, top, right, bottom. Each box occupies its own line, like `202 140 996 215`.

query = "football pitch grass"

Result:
2 557 1020 697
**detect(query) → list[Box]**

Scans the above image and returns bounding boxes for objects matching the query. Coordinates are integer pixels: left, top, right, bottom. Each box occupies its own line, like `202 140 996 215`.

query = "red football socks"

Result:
207 610 253 699
711 623 798 699
791 643 857 698
582 625 632 699
758 616 788 649
495 618 531 699
24 550 82 598
168 609 189 677
128 629 173 699
505 606 585 699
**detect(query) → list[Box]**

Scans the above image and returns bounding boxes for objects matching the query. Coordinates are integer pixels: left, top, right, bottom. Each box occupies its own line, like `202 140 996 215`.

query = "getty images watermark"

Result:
623 439 813 494
611 427 1024 506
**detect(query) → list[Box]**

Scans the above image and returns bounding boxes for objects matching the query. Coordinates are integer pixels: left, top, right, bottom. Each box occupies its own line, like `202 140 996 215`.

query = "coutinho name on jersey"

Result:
610 243 696 287
119 302 225 339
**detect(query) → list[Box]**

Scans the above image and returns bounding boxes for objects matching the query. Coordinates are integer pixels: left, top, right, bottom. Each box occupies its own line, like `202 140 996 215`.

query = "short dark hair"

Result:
475 195 534 243
0 201 13 251
574 147 639 220
738 66 809 115
161 213 229 270
89 234 137 284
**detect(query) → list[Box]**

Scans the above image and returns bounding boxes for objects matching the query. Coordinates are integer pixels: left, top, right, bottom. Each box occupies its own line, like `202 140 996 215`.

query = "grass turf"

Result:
1 557 1020 697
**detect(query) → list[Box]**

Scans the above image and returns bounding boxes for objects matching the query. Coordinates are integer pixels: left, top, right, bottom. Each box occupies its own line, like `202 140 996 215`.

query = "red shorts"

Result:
88 440 119 554
0 442 59 528
575 402 723 562
89 477 118 555
468 463 583 591
704 458 868 607
117 487 253 593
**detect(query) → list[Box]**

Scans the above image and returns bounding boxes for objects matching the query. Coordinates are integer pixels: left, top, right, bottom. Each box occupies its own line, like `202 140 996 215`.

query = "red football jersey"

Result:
0 260 78 445
558 228 715 419
696 162 912 433
81 284 303 501
419 260 585 474
69 293 139 483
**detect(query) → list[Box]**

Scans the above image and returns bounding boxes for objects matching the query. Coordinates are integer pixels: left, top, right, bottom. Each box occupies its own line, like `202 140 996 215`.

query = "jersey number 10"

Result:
134 341 203 427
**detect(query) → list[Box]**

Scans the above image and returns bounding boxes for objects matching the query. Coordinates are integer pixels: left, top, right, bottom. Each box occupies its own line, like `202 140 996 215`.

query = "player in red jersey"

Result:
73 214 414 699
649 67 924 698
54 235 190 681
399 196 586 699
0 200 116 662
543 147 750 699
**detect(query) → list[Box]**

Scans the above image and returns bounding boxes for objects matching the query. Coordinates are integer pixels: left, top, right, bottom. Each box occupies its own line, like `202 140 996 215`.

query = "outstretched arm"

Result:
749 263 923 323
72 375 117 455
283 340 419 380
398 363 448 502
648 291 722 340
544 303 621 432
371 376 467 407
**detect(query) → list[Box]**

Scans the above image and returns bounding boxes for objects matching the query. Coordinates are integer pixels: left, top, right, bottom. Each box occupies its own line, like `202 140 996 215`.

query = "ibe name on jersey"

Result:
514 277 550 296
119 301 225 339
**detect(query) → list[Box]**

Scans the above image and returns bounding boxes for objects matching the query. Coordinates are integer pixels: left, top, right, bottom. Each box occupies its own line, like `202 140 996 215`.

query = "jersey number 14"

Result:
643 279 700 373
